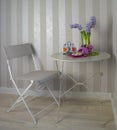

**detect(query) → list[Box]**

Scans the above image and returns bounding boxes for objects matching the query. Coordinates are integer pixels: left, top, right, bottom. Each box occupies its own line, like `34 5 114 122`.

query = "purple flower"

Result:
90 16 96 27
78 44 93 55
85 22 92 33
85 16 96 33
87 44 93 52
70 16 96 33
78 46 89 55
70 23 82 30
70 16 96 46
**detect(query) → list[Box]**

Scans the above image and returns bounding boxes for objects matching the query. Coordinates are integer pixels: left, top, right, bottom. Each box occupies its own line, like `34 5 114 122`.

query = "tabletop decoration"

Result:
70 16 98 57
63 41 77 55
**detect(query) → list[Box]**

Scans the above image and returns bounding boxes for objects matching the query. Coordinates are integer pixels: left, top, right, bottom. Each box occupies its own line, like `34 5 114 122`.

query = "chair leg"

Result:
7 96 22 112
7 95 37 124
21 97 37 124
7 96 36 124
56 75 63 123
7 80 59 124
7 80 37 124
7 95 28 112
7 81 33 111
46 85 59 106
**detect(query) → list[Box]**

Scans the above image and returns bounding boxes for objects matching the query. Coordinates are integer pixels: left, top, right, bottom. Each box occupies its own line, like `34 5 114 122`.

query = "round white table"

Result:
51 52 110 63
51 51 111 95
51 52 111 123
51 51 111 93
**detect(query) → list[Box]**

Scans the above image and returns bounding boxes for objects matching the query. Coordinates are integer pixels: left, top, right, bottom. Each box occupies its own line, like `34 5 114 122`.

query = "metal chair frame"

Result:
4 43 59 124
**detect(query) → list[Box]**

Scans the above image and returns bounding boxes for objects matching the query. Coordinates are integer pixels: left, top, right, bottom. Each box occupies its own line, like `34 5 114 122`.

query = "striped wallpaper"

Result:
0 0 113 92
112 0 117 112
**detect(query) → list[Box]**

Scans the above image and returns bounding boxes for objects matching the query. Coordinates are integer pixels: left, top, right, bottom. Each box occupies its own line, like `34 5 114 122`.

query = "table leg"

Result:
55 61 65 123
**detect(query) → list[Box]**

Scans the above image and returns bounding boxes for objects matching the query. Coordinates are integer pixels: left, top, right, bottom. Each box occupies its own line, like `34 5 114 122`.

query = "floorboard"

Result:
0 94 115 130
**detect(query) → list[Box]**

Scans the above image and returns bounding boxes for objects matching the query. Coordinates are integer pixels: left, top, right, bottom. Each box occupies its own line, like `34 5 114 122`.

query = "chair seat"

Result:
4 44 60 124
15 70 58 83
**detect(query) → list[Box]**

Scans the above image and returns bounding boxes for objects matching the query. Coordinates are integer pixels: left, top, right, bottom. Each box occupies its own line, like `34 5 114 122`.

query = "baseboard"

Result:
111 98 117 130
0 87 112 100
63 91 112 100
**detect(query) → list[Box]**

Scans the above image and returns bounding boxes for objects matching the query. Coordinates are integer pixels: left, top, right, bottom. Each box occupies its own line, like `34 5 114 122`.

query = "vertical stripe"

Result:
65 0 72 75
72 0 80 91
0 0 7 86
22 0 29 74
112 0 117 110
58 0 67 90
0 0 1 85
40 0 46 70
28 0 34 71
112 0 117 56
17 0 22 44
71 0 80 88
22 0 28 43
11 0 18 86
99 0 108 52
93 0 100 92
65 0 72 42
34 0 41 69
93 0 100 50
6 0 11 87
113 0 117 60
6 0 11 45
17 0 23 79
65 0 73 90
11 0 17 44
58 0 66 75
46 0 53 70
85 0 94 91
99 0 108 92
107 0 112 92
5 0 11 86
71 0 80 47
112 0 116 96
58 0 66 52
52 0 59 89
107 0 112 53
79 0 87 91
28 0 34 43
85 0 93 20
52 0 59 54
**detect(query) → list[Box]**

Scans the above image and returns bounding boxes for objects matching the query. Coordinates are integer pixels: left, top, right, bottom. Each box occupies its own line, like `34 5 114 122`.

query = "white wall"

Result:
112 0 117 128
0 0 112 93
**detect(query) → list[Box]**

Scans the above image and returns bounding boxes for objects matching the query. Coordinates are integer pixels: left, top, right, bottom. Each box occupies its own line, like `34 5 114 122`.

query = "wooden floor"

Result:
0 94 115 130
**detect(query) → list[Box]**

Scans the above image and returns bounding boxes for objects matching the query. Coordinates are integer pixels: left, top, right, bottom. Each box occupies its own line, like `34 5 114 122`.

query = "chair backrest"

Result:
4 43 33 60
4 43 39 77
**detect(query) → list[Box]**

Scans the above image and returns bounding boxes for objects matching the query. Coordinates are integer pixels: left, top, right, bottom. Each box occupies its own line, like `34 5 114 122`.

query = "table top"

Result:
51 52 111 63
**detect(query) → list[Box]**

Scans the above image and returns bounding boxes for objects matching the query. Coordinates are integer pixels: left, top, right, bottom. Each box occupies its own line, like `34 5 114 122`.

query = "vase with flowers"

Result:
70 16 98 57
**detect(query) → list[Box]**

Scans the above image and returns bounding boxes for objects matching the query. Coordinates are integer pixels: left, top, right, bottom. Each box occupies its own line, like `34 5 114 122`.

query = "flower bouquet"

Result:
70 16 98 57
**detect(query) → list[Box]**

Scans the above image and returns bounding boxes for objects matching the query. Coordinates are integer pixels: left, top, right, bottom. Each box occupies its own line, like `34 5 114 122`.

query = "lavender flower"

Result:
85 22 92 33
90 16 96 27
85 16 96 33
70 16 96 46
70 23 82 30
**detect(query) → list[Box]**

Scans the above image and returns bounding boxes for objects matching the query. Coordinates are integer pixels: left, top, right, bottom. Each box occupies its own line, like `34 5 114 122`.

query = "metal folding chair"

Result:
4 43 59 124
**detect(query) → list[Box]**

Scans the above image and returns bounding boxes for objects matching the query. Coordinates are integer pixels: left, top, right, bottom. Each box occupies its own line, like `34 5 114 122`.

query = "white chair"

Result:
4 43 59 124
